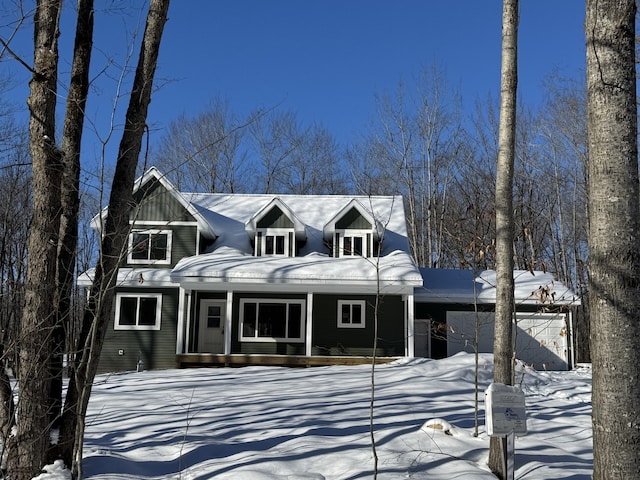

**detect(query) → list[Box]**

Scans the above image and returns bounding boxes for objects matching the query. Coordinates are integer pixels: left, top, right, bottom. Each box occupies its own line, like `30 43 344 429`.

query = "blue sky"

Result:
2 1 585 158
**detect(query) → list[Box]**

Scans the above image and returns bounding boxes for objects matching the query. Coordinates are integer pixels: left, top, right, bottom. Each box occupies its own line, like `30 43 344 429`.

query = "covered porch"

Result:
175 353 401 368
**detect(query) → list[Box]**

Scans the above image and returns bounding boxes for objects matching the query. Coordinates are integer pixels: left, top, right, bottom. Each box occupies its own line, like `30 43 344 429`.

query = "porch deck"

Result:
176 354 401 368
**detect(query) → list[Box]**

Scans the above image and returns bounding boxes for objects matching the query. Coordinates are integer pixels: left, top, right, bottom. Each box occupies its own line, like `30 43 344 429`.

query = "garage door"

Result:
446 311 570 370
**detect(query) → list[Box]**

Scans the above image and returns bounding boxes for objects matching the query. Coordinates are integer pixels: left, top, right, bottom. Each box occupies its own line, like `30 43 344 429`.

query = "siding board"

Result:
98 287 179 373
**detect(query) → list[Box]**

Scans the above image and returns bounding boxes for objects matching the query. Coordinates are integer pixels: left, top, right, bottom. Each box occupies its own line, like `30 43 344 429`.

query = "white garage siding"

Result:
445 311 571 370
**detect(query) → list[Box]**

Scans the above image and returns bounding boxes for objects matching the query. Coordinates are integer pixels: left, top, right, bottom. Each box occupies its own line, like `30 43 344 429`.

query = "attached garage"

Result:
415 268 579 370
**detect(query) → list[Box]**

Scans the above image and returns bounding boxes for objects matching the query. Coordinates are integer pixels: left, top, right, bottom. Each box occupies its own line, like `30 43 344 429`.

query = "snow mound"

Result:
31 460 71 480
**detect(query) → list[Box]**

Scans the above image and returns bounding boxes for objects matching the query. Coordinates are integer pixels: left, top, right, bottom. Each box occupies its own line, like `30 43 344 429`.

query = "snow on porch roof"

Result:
415 268 580 306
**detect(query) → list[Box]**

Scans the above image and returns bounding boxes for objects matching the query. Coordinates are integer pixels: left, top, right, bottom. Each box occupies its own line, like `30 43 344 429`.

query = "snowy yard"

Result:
39 353 592 479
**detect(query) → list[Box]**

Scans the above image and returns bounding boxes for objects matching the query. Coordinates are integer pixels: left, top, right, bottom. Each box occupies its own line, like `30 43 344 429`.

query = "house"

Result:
414 268 580 370
80 167 424 372
80 168 580 372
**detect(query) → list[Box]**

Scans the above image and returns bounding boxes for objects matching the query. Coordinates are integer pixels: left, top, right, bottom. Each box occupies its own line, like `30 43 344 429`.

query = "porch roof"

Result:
170 248 423 290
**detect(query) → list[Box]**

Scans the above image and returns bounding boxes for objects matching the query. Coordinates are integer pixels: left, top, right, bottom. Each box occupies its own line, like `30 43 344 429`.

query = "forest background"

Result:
0 0 589 384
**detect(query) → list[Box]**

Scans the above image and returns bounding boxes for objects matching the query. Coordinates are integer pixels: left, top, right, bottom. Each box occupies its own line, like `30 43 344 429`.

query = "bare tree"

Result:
0 0 170 477
58 2 170 476
489 0 518 478
586 0 640 477
153 96 250 192
8 1 64 476
50 0 95 431
353 66 464 267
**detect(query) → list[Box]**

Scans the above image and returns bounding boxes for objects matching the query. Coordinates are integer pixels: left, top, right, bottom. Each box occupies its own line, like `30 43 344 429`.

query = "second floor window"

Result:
343 235 364 256
336 230 371 257
256 229 293 257
128 230 172 264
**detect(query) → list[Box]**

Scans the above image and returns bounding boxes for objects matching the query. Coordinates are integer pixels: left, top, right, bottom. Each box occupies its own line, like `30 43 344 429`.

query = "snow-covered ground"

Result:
37 353 592 479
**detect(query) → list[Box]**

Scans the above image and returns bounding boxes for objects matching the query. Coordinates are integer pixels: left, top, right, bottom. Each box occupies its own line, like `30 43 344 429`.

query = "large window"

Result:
338 300 366 328
115 293 162 330
240 299 305 342
128 230 172 264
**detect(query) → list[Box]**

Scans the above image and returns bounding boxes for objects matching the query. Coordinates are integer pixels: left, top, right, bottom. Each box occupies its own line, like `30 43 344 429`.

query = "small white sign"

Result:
485 383 527 437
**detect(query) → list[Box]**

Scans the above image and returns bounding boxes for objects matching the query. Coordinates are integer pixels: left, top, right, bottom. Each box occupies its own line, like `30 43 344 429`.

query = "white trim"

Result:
257 228 294 257
337 300 366 328
225 292 233 354
405 293 415 357
114 293 162 330
305 292 313 356
176 287 186 354
177 279 417 295
336 229 371 257
127 229 172 265
130 220 198 226
239 298 306 342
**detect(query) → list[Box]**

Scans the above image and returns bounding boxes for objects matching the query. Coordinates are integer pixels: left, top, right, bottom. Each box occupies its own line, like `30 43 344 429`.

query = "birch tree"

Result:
586 0 640 477
488 0 518 477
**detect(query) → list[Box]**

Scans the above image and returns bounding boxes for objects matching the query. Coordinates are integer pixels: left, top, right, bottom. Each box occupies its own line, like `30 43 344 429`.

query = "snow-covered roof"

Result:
171 193 422 291
77 267 176 288
185 193 410 255
415 268 580 306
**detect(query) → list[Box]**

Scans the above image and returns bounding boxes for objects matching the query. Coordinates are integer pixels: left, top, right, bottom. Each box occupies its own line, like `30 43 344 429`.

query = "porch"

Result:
176 354 400 368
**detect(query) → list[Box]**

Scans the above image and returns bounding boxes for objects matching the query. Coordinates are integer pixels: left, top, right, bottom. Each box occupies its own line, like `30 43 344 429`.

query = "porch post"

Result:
405 293 415 357
176 287 186 354
225 291 234 355
306 292 313 356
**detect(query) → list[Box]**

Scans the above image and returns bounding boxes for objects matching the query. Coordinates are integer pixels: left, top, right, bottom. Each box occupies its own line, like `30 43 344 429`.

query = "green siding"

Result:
170 225 198 265
335 207 372 229
98 287 179 373
133 178 193 222
312 294 405 356
257 206 294 228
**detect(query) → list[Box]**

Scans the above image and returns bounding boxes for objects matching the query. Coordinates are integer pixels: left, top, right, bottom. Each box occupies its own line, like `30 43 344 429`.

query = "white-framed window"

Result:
256 228 293 257
239 298 305 342
128 229 172 264
338 300 366 328
337 230 371 257
115 293 162 330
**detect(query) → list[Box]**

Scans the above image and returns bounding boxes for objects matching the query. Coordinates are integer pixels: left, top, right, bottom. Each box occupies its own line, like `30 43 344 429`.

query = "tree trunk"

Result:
7 1 63 478
50 0 94 435
58 1 170 474
488 0 518 477
586 1 640 477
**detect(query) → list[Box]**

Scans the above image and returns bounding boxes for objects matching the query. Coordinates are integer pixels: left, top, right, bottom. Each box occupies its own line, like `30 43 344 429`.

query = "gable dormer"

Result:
323 200 379 258
91 167 218 267
245 198 306 257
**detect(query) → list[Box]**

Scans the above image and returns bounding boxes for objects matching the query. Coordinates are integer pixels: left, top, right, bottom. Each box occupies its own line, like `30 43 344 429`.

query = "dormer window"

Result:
325 202 377 258
247 199 307 258
128 229 172 265
257 228 293 257
337 230 371 257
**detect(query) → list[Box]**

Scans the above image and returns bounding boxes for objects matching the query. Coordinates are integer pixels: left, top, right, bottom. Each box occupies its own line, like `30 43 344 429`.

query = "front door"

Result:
198 300 225 353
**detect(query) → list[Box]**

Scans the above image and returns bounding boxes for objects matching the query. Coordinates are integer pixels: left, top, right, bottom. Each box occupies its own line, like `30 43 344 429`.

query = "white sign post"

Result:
485 383 527 480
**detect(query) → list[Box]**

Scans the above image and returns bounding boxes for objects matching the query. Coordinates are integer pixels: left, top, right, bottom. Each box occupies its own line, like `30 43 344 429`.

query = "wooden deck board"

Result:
176 354 400 368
